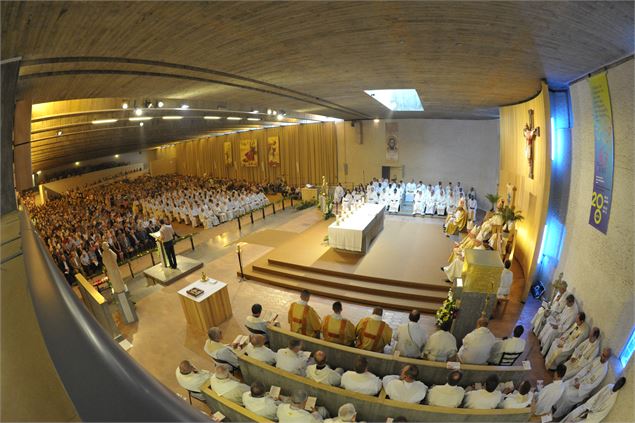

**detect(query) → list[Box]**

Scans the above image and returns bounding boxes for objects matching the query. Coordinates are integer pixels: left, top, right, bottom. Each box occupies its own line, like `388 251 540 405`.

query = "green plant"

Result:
323 198 334 220
501 205 524 230
435 289 458 326
485 193 500 212
295 199 317 210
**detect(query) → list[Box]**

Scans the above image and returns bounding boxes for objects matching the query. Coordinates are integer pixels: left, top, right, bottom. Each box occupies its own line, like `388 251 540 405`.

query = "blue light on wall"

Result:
538 214 566 265
620 327 635 367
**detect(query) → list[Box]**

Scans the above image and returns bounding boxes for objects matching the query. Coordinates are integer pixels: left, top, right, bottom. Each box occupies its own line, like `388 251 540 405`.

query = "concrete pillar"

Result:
13 97 33 192
1 58 20 215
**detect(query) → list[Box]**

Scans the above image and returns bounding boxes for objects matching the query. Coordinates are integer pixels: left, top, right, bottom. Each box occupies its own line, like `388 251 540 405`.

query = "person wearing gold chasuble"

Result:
287 290 322 338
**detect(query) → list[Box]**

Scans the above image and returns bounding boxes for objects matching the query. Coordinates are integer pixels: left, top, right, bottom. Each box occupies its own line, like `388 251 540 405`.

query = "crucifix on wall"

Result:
523 109 540 179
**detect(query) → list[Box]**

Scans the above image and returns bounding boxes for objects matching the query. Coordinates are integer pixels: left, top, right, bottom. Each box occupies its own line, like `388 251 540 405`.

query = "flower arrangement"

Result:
435 289 458 326
323 198 334 220
295 199 317 210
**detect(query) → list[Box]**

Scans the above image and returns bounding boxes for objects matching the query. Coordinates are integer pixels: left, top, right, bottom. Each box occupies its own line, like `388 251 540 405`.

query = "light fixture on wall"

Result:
373 118 380 123
139 122 144 127
247 118 261 121
157 101 164 108
92 119 118 124
114 154 120 158
251 109 259 114
36 170 42 175
272 110 277 115
180 104 189 109
74 161 80 166
162 116 183 120
122 101 129 109
267 108 272 115
134 108 143 116
227 117 242 121
129 117 152 121
276 114 284 121
204 116 222 120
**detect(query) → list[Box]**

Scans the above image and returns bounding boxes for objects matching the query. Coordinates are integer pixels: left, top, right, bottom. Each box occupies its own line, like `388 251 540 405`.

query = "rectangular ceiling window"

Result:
364 89 424 111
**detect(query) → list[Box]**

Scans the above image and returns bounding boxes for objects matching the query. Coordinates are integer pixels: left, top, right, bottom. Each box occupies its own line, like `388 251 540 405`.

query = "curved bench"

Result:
201 384 273 423
239 353 530 422
267 325 529 386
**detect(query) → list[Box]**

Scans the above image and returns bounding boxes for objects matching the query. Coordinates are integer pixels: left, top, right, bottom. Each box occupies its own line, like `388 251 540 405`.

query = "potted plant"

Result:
502 206 524 232
485 193 501 212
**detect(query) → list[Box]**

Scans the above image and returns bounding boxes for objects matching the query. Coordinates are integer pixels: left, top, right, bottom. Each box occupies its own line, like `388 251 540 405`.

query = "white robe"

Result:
488 336 526 364
382 376 428 404
340 371 382 396
554 357 609 419
426 384 465 408
535 379 566 415
463 389 502 409
423 330 457 362
277 403 322 423
306 364 342 386
204 339 239 368
275 348 308 376
540 303 579 354
395 322 427 358
563 338 601 381
458 327 496 365
532 290 570 334
412 193 424 215
545 322 590 369
175 368 210 393
245 344 277 365
443 257 464 282
210 375 250 405
242 392 279 420
562 384 618 423
424 192 436 214
499 391 533 409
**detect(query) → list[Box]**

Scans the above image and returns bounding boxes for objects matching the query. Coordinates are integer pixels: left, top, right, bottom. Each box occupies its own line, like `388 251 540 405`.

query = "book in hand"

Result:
304 396 317 411
386 419 394 423
263 310 278 322
522 360 532 370
269 385 281 400
211 411 226 422
232 334 249 348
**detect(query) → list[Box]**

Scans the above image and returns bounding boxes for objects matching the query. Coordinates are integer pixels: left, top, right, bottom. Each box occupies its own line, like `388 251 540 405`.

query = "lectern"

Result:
150 231 168 268
177 278 232 332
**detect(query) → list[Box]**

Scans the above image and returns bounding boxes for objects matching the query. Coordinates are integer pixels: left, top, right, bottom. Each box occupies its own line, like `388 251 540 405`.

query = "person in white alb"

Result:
499 381 533 409
532 280 569 334
545 312 590 370
245 334 276 365
534 363 567 416
277 389 324 423
209 364 250 405
306 350 343 387
245 303 269 335
242 381 280 421
488 325 526 365
497 260 513 299
422 320 458 362
458 317 496 365
382 365 428 404
563 327 601 381
562 377 626 423
539 294 579 354
340 356 382 396
203 327 239 369
276 339 309 376
463 375 502 409
553 348 612 419
175 360 210 400
394 310 428 358
333 183 345 214
426 371 465 408
324 403 356 423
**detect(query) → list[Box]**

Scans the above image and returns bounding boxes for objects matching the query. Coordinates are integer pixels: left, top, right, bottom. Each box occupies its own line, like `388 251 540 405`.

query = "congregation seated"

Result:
277 389 328 423
534 363 567 416
355 307 392 352
426 370 464 408
394 310 427 358
321 301 355 346
245 334 277 365
175 360 209 400
499 380 532 409
204 327 239 369
306 350 344 387
324 403 356 423
545 312 589 370
562 377 627 422
382 365 428 404
538 294 579 354
340 356 382 396
422 320 457 362
488 325 526 365
242 381 280 421
457 317 496 365
210 364 250 405
463 374 502 409
563 327 601 380
276 339 309 376
287 290 322 338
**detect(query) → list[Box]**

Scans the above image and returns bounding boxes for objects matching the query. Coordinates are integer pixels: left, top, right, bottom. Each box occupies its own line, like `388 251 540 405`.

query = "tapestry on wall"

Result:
587 71 614 234
223 141 233 166
240 139 258 167
267 136 280 166
385 122 399 161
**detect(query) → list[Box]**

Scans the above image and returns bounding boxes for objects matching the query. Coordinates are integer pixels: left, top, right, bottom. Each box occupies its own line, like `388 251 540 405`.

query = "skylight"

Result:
364 89 424 111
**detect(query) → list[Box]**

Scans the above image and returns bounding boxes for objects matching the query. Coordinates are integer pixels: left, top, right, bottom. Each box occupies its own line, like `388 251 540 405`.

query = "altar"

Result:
177 278 232 332
327 204 385 254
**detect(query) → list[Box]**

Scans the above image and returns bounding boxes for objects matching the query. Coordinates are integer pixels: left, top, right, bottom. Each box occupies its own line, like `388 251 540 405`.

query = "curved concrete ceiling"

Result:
2 1 633 170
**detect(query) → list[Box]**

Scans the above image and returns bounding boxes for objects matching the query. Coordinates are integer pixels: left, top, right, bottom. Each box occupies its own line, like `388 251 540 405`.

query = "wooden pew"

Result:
239 353 531 422
267 325 529 386
201 384 273 423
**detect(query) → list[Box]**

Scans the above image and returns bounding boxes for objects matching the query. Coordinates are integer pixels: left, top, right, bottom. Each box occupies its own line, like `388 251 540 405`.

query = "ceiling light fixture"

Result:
251 109 259 114
122 102 129 109
36 170 42 175
74 161 80 166
162 116 183 120
157 101 164 108
129 117 152 121
267 108 272 115
180 104 189 109
247 118 261 121
92 119 118 124
134 108 143 116
272 110 277 115
226 117 242 121
57 130 63 136
114 154 120 158
204 116 222 120
276 114 284 121
140 122 144 127
373 118 380 123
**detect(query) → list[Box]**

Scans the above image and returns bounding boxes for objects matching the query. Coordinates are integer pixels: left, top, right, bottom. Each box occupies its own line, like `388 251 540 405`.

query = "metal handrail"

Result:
19 211 208 422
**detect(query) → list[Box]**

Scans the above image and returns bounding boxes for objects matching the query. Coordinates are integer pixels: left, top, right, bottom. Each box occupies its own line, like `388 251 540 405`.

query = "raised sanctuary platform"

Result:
241 215 455 313
143 255 203 286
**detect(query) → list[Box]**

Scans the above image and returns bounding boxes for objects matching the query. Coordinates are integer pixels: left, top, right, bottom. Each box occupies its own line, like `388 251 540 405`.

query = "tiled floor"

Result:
112 206 550 413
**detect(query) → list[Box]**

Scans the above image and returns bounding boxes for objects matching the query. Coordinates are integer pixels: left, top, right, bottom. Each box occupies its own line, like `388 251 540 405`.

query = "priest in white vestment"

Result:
532 281 569 334
394 310 427 358
553 348 611 419
210 364 250 405
422 321 458 362
535 363 567 415
499 381 533 409
539 294 578 353
245 334 277 365
436 189 447 215
175 361 210 400
458 317 496 365
277 390 324 423
545 313 590 370
204 327 240 369
276 339 309 376
324 403 356 423
242 381 280 421
488 325 526 365
245 303 270 334
425 187 436 215
463 375 502 409
405 179 416 202
412 190 424 215
563 328 601 381
340 356 382 396
382 365 428 404
562 377 626 423
306 350 343 387
426 371 465 408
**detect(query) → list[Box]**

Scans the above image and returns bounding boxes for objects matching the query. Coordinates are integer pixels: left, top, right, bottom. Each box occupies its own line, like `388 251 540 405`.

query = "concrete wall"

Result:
38 150 150 182
41 163 146 197
557 58 634 422
336 119 500 208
